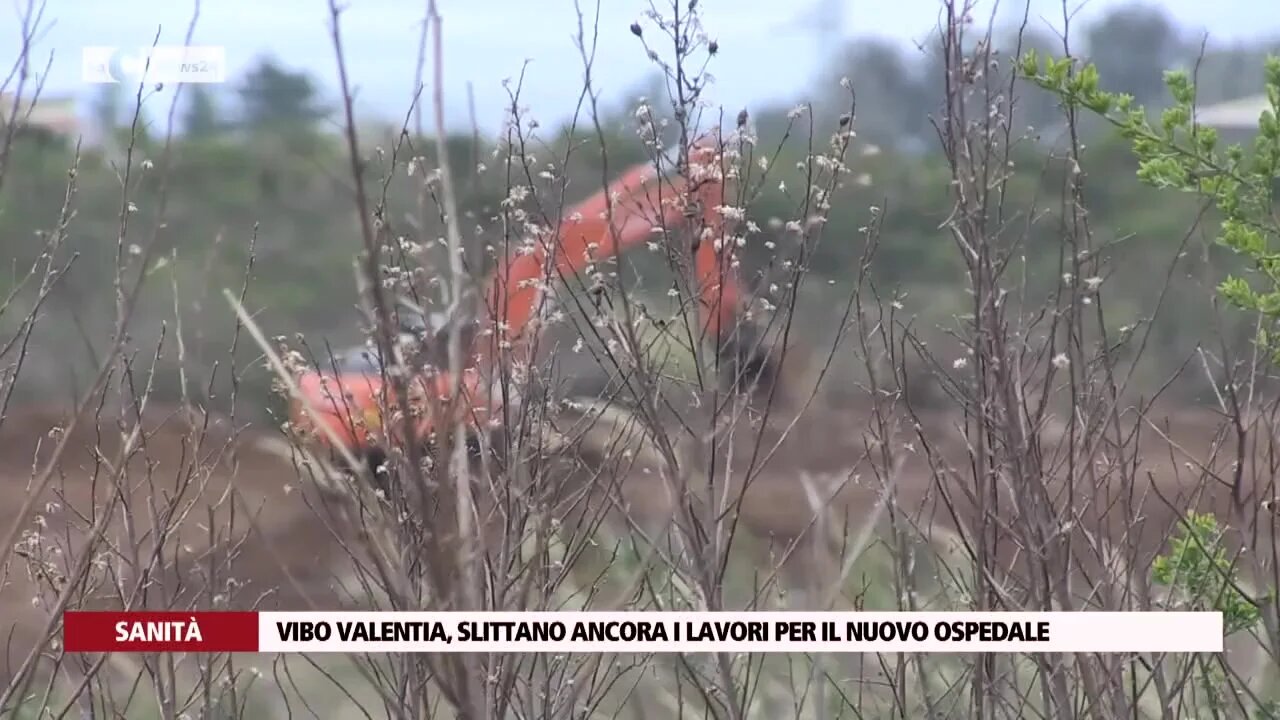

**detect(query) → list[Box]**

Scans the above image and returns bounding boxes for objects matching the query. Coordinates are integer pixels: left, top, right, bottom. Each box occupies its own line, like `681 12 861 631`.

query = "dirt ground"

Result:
0 403 360 682
0 395 1272 685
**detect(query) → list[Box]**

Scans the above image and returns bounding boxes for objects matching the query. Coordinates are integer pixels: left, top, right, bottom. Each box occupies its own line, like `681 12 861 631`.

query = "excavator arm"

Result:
480 135 745 365
293 134 768 463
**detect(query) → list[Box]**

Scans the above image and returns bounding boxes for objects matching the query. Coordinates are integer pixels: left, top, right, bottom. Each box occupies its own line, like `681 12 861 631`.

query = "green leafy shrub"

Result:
1019 52 1280 362
1150 511 1259 634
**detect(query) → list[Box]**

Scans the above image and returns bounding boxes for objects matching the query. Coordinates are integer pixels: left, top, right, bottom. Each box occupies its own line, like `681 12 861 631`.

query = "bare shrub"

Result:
3 0 1278 718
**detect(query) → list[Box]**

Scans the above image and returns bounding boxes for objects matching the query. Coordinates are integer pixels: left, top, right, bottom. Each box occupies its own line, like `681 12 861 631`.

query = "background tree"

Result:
235 56 329 134
1083 3 1185 105
183 84 223 138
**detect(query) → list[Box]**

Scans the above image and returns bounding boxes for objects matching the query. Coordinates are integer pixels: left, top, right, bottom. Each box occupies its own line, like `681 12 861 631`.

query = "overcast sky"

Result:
13 0 1280 134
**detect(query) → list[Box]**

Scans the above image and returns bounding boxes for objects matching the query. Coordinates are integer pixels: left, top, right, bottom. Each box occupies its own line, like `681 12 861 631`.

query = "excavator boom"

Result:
292 134 750 461
483 137 743 361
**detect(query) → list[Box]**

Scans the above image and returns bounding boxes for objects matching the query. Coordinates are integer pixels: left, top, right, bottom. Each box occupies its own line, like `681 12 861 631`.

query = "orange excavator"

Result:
290 133 774 469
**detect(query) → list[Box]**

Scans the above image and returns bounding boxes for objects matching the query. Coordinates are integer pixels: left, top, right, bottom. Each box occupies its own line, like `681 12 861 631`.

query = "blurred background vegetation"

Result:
2 2 1275 424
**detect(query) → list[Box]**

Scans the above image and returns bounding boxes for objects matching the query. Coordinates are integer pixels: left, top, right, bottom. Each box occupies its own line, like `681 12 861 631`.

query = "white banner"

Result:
256 611 1224 654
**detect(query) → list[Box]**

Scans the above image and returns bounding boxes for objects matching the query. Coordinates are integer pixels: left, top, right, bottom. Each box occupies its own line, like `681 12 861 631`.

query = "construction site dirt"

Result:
0 396 1271 681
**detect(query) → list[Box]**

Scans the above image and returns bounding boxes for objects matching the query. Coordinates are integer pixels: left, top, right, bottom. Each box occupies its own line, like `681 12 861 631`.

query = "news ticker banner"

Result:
62 611 1224 655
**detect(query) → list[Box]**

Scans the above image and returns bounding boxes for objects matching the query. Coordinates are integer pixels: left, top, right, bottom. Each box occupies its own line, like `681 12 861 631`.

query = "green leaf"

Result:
1220 219 1266 256
1218 276 1259 310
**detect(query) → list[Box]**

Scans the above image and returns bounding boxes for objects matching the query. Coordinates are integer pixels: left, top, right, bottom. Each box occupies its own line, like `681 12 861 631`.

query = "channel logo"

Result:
81 46 226 85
